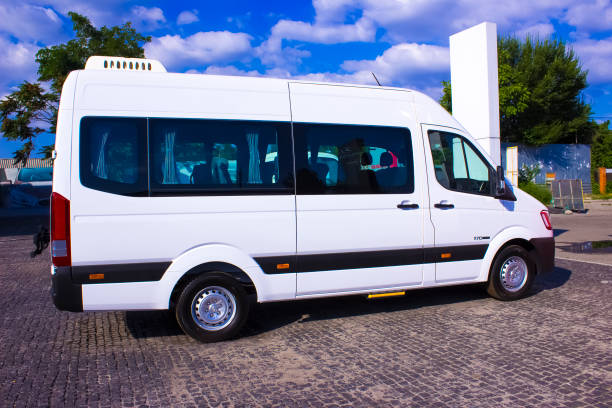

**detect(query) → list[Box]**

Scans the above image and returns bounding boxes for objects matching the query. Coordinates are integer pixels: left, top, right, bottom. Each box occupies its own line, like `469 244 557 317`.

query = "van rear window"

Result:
80 117 147 196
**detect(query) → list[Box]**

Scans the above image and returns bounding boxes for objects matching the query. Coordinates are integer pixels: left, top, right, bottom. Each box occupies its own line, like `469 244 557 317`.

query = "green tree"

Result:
0 12 150 165
441 36 596 146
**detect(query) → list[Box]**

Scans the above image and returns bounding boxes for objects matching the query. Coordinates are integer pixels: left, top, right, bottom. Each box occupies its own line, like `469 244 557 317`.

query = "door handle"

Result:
397 200 419 209
434 200 454 209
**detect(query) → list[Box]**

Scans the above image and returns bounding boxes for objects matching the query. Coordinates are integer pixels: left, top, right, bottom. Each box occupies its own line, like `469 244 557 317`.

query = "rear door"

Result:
289 83 426 296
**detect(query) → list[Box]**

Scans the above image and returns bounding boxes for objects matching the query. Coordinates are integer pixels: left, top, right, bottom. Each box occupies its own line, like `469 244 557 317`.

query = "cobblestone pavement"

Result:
1 218 611 407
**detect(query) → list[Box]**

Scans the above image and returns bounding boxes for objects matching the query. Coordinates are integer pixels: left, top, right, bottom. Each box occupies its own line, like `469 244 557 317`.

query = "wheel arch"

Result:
479 227 540 281
169 262 256 309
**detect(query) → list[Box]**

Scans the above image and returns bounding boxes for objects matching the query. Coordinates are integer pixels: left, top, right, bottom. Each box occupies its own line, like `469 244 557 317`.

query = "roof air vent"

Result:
84 56 167 73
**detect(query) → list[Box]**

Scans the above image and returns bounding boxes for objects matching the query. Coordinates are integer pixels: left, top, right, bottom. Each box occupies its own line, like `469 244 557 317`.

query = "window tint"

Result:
80 117 147 196
294 124 414 194
428 130 493 195
149 119 293 195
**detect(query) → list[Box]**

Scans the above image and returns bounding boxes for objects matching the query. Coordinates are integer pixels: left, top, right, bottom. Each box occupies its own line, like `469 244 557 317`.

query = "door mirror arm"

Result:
494 165 517 201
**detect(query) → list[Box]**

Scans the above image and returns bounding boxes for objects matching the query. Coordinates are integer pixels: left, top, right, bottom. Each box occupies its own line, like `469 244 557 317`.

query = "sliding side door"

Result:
289 83 425 296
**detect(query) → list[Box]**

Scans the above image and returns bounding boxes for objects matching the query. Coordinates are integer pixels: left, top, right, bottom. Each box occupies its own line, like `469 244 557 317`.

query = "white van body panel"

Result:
289 83 429 296
52 71 79 199
74 71 291 121
70 71 296 309
51 69 554 315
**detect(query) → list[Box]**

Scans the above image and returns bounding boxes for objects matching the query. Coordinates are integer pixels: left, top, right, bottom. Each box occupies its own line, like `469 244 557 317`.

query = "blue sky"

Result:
2 0 612 158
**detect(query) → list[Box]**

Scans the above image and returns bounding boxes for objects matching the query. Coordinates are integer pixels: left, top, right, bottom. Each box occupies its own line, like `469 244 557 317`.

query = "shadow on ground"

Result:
125 266 572 341
0 214 49 238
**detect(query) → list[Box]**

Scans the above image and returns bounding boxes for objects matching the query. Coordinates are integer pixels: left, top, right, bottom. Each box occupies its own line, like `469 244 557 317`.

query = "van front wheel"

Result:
175 273 249 342
486 245 535 301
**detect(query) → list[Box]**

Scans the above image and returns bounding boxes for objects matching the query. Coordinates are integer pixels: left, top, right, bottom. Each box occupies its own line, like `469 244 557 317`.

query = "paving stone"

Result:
0 232 611 407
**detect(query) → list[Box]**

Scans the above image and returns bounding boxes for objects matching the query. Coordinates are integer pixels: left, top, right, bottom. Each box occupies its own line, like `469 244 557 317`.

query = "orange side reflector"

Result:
89 273 104 280
441 253 451 259
276 263 290 270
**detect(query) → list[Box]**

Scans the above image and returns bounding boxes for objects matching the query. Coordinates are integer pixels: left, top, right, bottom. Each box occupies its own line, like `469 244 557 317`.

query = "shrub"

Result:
520 182 552 205
518 164 541 185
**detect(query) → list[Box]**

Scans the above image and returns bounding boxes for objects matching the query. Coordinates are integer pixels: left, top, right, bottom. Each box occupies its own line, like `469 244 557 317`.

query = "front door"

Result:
422 124 506 283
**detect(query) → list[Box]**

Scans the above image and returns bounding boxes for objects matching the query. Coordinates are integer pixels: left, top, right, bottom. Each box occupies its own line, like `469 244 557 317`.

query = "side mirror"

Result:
496 165 505 195
495 165 517 201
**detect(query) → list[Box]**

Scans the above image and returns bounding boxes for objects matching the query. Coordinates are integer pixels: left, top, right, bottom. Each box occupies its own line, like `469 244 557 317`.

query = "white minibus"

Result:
51 56 554 342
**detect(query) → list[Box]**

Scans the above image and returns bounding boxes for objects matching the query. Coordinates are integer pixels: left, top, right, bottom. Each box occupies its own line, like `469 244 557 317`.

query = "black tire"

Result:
486 245 535 301
175 273 249 343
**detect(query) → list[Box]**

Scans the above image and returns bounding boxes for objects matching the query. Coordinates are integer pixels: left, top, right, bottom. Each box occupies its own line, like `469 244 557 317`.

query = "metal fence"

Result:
500 143 592 193
0 158 53 169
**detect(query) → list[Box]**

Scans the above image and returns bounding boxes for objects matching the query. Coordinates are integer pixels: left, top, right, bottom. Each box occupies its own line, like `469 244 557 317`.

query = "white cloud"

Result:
572 37 612 84
360 0 574 43
257 0 374 71
129 6 166 32
341 43 450 88
514 23 555 39
202 65 261 77
197 40 450 94
29 0 127 27
145 31 254 71
177 10 199 26
564 0 612 32
0 36 39 99
0 4 63 42
270 17 376 45
255 37 311 70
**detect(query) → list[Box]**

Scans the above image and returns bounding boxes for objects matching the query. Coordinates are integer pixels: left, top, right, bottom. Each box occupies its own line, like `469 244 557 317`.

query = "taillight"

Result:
51 192 71 266
540 210 552 230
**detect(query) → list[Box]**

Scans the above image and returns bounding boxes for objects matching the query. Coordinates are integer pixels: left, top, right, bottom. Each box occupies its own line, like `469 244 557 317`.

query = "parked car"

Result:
10 167 53 207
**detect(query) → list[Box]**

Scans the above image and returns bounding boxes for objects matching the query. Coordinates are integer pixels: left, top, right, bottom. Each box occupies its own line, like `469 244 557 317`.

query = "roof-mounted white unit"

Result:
84 56 167 73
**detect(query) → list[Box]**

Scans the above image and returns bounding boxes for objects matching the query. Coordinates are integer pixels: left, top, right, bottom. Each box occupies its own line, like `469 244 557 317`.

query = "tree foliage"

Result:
0 12 150 165
0 82 57 165
441 36 597 146
592 121 612 169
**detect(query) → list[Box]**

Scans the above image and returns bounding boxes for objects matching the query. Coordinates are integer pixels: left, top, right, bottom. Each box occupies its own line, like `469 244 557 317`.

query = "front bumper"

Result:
51 266 83 312
529 237 555 274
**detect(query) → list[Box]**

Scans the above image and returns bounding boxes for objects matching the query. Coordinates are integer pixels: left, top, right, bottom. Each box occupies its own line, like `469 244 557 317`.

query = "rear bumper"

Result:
51 266 83 312
529 237 555 274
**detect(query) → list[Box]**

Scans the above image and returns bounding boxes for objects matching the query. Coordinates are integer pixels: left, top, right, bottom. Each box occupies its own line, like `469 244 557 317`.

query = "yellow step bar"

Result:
367 291 406 299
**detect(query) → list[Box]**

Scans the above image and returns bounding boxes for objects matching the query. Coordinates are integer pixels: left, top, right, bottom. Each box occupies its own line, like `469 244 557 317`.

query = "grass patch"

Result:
519 182 552 205
592 240 612 249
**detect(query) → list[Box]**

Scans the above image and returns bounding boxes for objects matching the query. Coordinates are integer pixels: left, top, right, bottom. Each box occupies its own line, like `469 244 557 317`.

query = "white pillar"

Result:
449 22 501 165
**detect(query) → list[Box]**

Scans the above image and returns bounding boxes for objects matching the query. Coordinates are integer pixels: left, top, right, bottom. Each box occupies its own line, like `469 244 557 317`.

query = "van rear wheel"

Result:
175 273 249 342
486 245 535 301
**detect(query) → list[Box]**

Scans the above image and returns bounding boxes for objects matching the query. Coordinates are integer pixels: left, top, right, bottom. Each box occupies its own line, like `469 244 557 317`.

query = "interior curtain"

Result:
246 132 262 184
162 129 178 184
95 131 110 179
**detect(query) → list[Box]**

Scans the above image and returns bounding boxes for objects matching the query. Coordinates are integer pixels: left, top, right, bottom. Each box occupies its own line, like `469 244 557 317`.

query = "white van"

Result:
51 56 554 342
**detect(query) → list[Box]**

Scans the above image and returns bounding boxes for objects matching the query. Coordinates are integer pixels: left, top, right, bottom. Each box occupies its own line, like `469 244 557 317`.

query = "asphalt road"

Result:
0 215 611 407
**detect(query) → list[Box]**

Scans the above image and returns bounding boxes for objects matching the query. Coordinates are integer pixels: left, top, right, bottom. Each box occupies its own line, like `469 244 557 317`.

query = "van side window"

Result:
293 124 414 194
80 117 147 196
149 119 293 195
428 130 493 195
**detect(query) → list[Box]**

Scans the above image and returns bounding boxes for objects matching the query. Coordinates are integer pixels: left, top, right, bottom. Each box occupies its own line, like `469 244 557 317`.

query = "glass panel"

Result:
149 119 291 192
464 141 491 194
80 117 147 196
428 130 492 195
464 142 488 181
294 124 413 194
